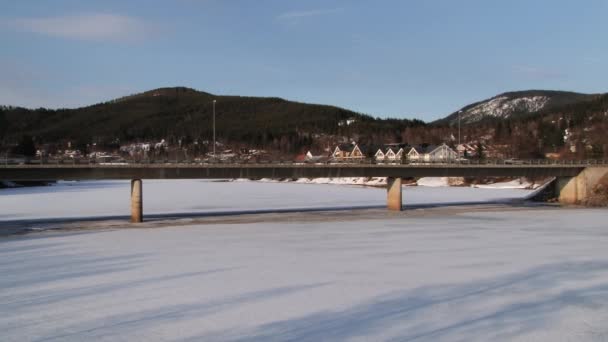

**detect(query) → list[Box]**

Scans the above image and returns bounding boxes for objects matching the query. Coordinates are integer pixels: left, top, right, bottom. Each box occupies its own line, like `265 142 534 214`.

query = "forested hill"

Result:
2 87 607 159
0 87 424 149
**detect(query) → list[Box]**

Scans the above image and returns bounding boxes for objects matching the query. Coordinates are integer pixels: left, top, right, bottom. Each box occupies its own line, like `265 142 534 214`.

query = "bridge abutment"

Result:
131 179 143 223
557 167 608 204
387 177 403 211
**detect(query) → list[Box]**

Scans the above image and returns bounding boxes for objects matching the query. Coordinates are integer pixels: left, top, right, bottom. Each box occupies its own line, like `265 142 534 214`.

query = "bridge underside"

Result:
0 165 585 181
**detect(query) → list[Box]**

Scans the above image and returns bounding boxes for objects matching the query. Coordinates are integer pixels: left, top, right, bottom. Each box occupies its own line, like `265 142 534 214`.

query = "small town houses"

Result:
373 143 410 162
377 143 458 163
331 142 459 163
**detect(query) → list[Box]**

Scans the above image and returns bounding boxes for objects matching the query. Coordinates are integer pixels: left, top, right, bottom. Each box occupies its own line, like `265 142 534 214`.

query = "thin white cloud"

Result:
277 8 343 21
582 56 602 65
5 13 155 42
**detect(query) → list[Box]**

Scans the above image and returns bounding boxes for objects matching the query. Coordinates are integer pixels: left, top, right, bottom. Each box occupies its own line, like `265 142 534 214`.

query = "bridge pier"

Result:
131 179 143 223
387 177 402 211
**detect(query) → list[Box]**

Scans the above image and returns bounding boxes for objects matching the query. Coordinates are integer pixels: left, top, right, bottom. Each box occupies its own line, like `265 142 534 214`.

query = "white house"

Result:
406 143 457 162
430 143 458 161
374 146 406 162
374 149 385 161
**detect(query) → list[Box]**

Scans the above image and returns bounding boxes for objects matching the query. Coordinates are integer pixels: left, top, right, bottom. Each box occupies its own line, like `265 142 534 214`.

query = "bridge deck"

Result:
0 163 589 181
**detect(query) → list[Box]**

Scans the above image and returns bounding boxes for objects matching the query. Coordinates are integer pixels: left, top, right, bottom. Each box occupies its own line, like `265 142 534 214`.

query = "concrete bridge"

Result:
1 163 606 222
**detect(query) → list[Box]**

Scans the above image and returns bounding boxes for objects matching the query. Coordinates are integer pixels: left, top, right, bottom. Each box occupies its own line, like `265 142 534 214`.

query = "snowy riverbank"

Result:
249 176 543 189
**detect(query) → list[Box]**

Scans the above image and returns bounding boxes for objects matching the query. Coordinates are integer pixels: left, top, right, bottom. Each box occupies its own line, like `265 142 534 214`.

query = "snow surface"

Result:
257 177 537 189
417 177 450 187
2 181 608 341
1 207 608 340
473 178 535 189
0 180 532 221
255 177 389 186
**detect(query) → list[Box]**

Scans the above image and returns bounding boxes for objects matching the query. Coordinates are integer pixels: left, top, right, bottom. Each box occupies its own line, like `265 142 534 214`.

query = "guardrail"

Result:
1 157 607 167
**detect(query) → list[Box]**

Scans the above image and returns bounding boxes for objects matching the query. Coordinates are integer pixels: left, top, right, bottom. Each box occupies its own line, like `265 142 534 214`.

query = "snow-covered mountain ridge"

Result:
439 90 596 124
463 95 549 122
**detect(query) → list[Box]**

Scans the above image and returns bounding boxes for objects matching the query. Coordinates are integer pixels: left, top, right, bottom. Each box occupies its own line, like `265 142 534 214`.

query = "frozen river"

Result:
0 179 532 221
1 181 608 341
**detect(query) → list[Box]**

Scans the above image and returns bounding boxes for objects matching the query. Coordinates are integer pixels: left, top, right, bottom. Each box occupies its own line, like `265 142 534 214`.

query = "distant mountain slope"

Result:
1 87 419 144
438 90 597 125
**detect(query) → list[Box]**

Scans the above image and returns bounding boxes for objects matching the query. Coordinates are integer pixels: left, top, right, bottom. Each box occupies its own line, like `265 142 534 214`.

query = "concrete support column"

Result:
387 177 403 211
131 179 143 223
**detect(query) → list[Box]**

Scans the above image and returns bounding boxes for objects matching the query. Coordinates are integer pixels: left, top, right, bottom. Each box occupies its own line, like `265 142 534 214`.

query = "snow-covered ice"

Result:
256 176 539 189
417 177 451 187
0 180 532 221
1 181 608 341
472 178 536 189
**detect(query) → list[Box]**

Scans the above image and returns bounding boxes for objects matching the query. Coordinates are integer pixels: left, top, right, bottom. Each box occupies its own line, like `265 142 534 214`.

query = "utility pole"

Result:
213 99 216 158
458 110 462 158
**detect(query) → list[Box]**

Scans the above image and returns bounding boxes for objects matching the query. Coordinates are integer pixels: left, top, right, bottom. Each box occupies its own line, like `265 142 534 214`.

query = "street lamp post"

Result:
458 110 462 158
456 110 462 158
212 99 216 158
458 110 462 146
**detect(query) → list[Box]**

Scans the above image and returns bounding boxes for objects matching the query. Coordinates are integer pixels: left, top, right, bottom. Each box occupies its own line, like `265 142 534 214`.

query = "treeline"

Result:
0 87 425 155
1 87 606 159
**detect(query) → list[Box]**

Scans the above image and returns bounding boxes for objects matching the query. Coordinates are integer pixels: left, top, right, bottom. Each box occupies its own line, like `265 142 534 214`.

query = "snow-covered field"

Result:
2 181 608 341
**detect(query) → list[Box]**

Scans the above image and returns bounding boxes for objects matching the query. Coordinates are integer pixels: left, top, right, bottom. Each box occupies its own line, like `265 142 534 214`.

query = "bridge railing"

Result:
1 155 607 167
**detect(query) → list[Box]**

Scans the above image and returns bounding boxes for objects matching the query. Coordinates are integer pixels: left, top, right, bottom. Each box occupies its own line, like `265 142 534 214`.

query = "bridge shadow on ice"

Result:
0 197 550 233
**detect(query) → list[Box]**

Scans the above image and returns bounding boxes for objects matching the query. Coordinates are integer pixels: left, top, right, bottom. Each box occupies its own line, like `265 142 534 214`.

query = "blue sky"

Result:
1 0 607 121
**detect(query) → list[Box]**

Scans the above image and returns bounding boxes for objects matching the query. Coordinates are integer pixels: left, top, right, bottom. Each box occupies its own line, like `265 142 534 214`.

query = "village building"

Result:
457 143 508 159
294 151 327 163
406 143 458 162
332 143 366 161
305 151 328 162
374 145 407 162
338 117 358 127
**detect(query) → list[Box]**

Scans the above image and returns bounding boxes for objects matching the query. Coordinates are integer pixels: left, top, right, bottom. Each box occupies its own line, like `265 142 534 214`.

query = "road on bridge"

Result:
0 162 593 181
